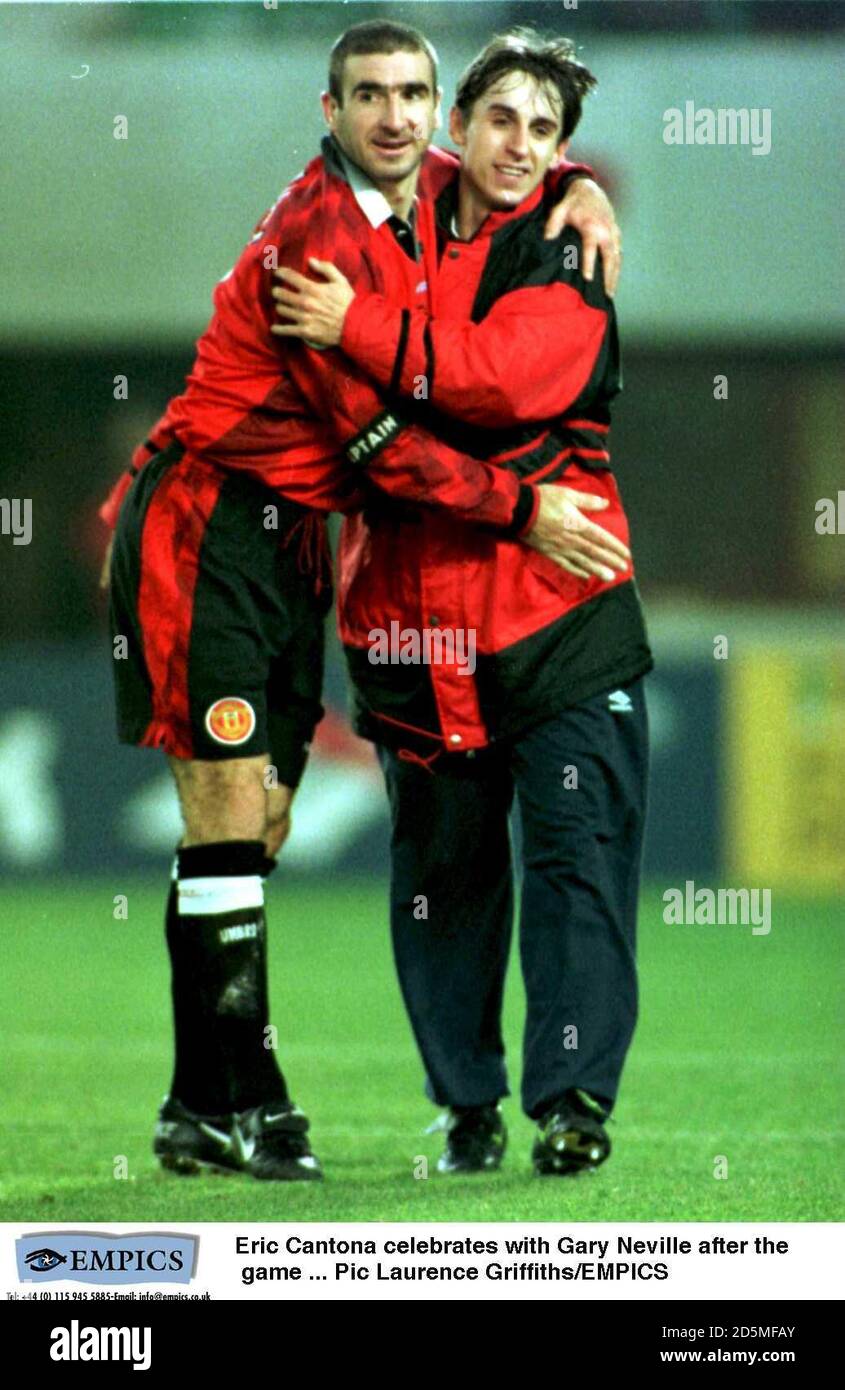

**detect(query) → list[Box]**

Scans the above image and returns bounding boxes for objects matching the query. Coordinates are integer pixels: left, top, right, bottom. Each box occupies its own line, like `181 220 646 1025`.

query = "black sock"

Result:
165 840 289 1115
165 876 226 1115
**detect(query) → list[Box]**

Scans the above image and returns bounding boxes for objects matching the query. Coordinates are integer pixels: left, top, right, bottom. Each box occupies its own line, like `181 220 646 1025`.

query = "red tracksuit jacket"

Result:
335 170 652 758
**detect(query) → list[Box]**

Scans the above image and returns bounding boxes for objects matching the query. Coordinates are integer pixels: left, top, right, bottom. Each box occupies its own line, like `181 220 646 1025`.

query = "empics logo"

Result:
16 1232 198 1285
24 1248 67 1273
50 1321 151 1372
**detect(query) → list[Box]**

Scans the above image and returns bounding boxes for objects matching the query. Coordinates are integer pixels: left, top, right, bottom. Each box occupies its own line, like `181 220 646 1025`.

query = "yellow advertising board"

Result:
726 646 845 890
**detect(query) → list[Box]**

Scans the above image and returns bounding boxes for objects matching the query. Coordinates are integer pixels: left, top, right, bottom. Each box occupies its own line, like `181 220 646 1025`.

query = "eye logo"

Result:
24 1248 67 1273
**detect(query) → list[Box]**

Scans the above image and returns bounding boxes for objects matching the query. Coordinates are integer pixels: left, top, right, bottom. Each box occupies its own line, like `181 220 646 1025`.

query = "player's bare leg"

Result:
264 784 294 858
156 754 321 1180
168 757 293 857
169 752 271 847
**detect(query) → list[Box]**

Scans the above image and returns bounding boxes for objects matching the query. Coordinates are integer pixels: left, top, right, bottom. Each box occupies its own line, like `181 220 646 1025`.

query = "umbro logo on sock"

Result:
218 922 259 944
607 689 633 714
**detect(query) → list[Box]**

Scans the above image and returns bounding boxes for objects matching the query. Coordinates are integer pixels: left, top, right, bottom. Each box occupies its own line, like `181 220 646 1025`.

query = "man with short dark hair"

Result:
100 19 623 1181
274 29 651 1177
327 17 439 104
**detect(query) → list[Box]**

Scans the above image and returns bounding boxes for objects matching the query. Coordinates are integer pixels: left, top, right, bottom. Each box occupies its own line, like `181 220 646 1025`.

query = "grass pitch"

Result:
1 881 842 1223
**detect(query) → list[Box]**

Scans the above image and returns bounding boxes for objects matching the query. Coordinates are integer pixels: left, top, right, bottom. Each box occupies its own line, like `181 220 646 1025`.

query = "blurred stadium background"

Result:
0 1 842 1222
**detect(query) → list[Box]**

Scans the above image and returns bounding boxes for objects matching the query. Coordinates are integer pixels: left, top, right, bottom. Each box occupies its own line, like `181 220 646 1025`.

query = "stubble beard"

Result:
360 146 425 186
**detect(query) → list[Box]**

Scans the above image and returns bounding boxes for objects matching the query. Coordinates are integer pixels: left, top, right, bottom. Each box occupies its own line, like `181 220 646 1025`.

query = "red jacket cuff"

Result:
548 159 595 192
99 434 156 527
98 471 134 530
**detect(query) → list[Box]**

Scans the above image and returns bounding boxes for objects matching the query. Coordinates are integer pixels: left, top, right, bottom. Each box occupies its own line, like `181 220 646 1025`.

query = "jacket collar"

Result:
436 177 545 242
322 134 410 230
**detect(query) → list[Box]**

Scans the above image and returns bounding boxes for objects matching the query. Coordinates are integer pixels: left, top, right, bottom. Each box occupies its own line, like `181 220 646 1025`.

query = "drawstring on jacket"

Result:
372 710 447 775
397 746 444 774
283 513 332 597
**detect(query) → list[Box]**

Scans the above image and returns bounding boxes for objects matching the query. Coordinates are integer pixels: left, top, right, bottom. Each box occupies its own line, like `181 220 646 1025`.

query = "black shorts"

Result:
108 441 333 788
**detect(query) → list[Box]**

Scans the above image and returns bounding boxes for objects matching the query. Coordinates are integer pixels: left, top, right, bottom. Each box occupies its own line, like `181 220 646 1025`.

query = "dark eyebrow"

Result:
351 81 431 97
487 102 558 130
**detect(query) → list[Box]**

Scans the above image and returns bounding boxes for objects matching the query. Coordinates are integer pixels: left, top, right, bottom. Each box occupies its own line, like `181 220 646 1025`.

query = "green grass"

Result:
1 881 842 1223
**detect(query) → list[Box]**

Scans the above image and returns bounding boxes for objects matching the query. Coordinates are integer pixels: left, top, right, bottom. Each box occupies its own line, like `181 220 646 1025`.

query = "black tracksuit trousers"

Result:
377 678 649 1120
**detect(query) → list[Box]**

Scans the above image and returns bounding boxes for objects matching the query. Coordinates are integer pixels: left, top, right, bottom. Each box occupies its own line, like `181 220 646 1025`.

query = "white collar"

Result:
336 147 396 229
